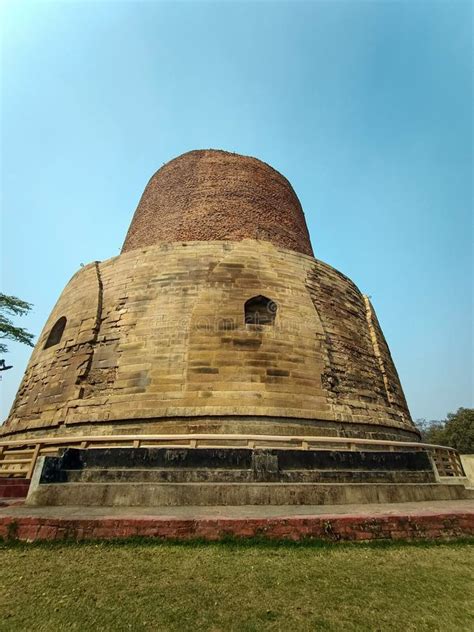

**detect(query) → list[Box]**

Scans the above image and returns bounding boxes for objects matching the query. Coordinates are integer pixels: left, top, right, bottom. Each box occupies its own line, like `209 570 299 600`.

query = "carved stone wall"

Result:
2 240 416 440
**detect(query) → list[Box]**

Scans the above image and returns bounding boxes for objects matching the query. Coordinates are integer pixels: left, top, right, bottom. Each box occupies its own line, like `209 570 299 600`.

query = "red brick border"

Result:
0 512 473 543
0 480 30 499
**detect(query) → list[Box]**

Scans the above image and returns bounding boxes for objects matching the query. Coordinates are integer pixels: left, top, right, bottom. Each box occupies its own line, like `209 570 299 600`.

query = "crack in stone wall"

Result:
75 261 104 398
363 295 410 421
363 295 393 406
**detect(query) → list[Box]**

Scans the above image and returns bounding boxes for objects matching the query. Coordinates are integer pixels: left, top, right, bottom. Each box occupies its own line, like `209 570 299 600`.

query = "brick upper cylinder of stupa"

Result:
121 149 314 256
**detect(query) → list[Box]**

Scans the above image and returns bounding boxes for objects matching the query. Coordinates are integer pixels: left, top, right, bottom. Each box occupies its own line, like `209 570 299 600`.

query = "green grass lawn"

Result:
1 540 473 632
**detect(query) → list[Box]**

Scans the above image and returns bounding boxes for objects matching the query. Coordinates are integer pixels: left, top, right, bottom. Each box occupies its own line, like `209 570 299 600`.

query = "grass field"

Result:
1 539 473 631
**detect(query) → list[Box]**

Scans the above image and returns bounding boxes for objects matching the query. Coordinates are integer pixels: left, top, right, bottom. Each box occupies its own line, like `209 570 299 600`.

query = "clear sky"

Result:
0 0 472 423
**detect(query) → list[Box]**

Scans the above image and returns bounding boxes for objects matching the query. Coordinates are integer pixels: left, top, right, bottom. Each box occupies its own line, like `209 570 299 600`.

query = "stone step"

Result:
63 468 433 485
0 497 26 508
27 481 474 507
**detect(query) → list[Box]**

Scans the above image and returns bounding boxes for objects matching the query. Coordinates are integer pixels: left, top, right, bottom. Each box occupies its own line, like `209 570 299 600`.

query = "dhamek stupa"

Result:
4 149 416 442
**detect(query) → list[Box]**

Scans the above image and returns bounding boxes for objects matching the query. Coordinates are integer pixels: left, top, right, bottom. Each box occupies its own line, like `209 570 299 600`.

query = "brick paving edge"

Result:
0 511 473 542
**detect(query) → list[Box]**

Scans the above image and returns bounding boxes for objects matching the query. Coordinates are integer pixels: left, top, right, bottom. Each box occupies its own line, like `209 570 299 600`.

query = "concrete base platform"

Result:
27 447 474 507
27 480 473 507
1 499 473 543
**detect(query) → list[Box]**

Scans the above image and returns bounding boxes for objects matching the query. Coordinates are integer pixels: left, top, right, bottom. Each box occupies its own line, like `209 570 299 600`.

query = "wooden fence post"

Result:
27 443 41 480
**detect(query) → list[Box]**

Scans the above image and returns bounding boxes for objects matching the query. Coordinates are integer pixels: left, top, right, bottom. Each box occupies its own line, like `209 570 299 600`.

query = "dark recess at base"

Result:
40 446 436 485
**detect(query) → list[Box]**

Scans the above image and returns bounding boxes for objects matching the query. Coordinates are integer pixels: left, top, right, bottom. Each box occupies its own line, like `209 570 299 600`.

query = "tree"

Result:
415 418 445 444
443 408 474 454
415 408 474 453
0 293 35 354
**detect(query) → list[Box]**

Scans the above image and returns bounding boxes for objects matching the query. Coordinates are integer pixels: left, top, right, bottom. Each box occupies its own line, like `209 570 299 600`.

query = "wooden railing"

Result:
429 446 465 478
0 433 466 481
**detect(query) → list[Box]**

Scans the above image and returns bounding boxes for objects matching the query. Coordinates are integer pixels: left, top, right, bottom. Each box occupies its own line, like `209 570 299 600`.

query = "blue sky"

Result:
1 0 472 422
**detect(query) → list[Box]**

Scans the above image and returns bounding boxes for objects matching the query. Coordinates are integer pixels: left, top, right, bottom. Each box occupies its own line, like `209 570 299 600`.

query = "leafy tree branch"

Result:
0 293 35 354
415 407 474 454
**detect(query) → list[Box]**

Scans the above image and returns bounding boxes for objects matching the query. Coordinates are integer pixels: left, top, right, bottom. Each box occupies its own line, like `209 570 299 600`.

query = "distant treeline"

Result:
415 407 473 453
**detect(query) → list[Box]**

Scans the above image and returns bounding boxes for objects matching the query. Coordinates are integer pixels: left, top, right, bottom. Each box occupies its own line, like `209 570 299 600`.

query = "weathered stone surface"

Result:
3 240 416 439
35 447 437 487
460 455 474 485
1 150 417 443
